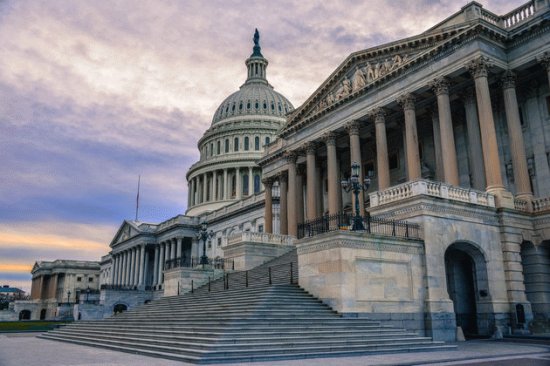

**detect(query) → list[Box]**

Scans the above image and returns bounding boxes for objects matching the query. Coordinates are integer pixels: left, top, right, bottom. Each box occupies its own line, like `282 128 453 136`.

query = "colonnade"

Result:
263 55 550 236
188 167 262 207
111 237 188 288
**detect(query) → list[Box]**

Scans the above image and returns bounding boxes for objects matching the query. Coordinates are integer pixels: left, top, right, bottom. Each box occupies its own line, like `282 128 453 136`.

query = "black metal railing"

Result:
164 256 234 271
100 284 154 291
297 212 420 240
192 261 297 294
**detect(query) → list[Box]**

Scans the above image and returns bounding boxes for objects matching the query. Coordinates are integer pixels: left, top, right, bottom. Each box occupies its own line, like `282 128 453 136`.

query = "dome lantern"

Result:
245 29 268 85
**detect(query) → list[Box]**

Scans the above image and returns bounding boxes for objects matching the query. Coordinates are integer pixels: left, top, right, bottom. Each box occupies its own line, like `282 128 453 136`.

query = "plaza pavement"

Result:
1 333 550 366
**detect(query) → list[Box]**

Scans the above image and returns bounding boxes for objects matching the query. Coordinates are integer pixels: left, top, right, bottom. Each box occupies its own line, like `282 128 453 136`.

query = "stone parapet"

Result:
369 179 495 209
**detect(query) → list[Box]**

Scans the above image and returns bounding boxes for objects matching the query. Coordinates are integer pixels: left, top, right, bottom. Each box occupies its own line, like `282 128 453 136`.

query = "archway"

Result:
113 303 127 315
445 242 490 337
40 308 47 320
19 310 31 320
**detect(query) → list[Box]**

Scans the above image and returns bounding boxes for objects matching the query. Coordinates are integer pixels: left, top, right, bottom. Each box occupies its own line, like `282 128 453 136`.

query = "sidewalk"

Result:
1 333 550 366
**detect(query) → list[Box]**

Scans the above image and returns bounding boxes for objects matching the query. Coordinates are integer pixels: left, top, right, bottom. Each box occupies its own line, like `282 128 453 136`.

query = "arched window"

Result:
254 175 261 193
205 145 208 157
217 141 220 155
225 139 229 153
243 174 249 196
255 136 260 150
265 136 270 145
244 136 249 151
210 143 213 157
234 137 239 152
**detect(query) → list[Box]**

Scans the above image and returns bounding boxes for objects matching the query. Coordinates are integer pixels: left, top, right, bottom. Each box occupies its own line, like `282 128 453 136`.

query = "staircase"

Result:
40 250 455 363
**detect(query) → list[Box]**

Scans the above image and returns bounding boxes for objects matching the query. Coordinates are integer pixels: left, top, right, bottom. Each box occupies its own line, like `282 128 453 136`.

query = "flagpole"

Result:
135 175 141 221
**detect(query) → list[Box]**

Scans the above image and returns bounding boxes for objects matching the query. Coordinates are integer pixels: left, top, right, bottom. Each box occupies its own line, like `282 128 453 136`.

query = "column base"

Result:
487 188 514 209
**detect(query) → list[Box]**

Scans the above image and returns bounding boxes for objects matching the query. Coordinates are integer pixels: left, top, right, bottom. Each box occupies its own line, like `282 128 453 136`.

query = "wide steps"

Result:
42 249 455 363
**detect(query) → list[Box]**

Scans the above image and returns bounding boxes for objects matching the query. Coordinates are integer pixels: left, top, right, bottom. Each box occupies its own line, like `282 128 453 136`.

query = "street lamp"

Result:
197 221 214 267
341 161 371 230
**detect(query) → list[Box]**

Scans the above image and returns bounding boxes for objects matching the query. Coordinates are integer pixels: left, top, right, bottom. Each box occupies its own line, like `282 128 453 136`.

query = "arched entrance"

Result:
19 310 31 320
40 308 47 320
113 303 127 315
445 242 490 337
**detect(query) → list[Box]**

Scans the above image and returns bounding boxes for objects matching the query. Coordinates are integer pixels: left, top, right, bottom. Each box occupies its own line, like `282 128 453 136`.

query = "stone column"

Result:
202 174 208 202
116 254 123 286
467 56 505 194
323 132 339 215
286 152 298 236
296 166 305 225
279 173 288 235
138 245 146 286
170 238 176 260
176 237 182 258
212 171 218 201
263 178 274 233
431 109 444 182
158 243 165 286
121 251 128 286
502 71 533 203
345 120 364 215
164 241 170 275
249 167 254 195
152 246 159 286
371 108 390 190
143 249 149 287
110 255 117 285
462 90 486 190
130 248 137 286
236 168 242 199
431 77 459 186
537 51 550 90
398 94 422 180
305 142 318 220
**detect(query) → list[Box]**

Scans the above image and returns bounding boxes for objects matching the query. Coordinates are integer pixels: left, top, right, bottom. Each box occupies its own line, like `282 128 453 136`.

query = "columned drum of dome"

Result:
186 30 294 216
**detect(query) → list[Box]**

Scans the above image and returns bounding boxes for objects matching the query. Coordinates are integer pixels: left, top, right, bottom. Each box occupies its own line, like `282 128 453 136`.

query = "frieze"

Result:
297 237 424 256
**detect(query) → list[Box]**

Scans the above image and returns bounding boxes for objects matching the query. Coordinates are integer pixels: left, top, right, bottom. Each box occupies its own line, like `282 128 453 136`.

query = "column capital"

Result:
303 141 317 154
397 93 415 111
284 151 298 164
501 70 516 90
321 131 337 146
537 51 550 71
261 177 274 187
430 76 450 96
467 56 493 79
368 107 386 123
344 120 360 136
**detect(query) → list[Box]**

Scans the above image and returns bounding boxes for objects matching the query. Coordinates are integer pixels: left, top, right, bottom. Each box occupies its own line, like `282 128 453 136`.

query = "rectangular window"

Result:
258 224 264 233
217 238 222 247
77 277 82 282
234 137 239 152
88 277 93 282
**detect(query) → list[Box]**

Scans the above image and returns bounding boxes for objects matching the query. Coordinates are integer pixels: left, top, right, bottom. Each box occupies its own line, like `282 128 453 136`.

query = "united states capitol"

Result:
8 0 550 362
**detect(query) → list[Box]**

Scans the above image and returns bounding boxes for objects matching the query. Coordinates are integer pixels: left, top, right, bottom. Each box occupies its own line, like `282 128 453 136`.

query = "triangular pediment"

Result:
281 21 485 135
109 220 143 247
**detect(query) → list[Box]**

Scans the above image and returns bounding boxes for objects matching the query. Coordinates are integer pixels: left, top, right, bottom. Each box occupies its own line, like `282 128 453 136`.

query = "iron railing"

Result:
164 256 234 271
191 261 297 294
297 212 420 240
100 284 153 291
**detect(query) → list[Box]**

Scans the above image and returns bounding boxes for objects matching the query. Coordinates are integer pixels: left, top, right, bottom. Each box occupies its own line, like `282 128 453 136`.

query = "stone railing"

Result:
157 215 198 231
500 1 535 28
533 197 550 213
227 232 294 246
370 179 495 208
514 198 530 212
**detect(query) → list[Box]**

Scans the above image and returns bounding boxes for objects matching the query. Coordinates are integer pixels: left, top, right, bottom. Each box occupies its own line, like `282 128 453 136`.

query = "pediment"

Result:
282 23 478 134
110 220 142 247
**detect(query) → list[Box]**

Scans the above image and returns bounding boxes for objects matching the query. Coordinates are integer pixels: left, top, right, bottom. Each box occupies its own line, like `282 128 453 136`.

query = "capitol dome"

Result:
186 29 293 217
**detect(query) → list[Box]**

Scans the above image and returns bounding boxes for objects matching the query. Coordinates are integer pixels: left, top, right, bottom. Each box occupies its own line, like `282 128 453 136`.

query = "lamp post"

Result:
67 290 71 304
86 286 90 303
341 161 371 231
197 221 214 267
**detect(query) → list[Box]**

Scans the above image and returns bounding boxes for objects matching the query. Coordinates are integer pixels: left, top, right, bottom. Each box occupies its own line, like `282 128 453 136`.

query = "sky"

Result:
0 0 525 293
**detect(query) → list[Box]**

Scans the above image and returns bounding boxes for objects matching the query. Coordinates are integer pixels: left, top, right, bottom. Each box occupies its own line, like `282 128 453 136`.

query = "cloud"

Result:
0 0 526 292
